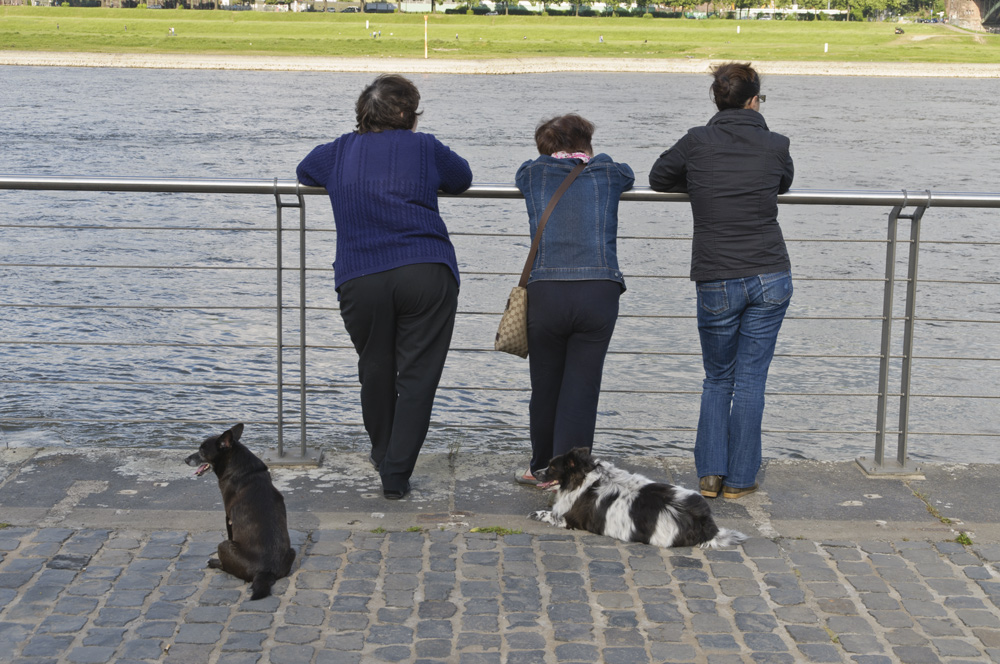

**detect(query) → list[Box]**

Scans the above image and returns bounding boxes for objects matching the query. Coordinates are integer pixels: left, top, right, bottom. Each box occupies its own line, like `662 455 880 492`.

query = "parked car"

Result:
363 2 395 11
340 6 359 11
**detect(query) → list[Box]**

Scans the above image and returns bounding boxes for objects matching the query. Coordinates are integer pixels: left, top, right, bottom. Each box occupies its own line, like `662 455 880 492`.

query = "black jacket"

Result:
649 108 793 282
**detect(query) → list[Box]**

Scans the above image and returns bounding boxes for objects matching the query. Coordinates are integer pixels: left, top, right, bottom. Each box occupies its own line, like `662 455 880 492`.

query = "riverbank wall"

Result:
3 50 1000 76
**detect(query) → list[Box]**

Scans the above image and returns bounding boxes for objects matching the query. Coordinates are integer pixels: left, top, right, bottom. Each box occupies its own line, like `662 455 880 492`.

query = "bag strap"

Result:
518 161 587 288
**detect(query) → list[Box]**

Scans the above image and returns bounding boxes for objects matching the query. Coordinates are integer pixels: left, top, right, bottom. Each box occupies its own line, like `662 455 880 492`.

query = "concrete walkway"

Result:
1 447 1000 664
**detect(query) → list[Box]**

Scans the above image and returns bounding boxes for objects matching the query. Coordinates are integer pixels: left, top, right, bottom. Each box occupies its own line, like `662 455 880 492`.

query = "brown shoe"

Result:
722 483 758 499
699 475 723 498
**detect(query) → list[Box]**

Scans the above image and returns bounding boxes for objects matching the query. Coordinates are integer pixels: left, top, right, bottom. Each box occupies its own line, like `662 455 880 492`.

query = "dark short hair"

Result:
710 62 761 111
534 114 595 155
355 74 422 134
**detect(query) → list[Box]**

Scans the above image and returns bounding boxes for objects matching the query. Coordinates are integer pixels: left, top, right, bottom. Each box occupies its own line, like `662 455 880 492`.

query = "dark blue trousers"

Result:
338 263 458 493
526 280 621 474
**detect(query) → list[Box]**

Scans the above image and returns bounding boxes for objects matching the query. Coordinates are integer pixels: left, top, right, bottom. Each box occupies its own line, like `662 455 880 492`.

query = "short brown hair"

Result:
534 114 595 155
710 62 761 111
355 74 423 134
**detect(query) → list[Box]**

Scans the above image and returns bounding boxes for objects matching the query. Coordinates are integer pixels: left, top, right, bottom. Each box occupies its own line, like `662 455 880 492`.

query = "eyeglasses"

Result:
758 94 767 102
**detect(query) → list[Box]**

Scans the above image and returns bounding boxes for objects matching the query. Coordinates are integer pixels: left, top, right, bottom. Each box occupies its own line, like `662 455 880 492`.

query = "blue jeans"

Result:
694 270 792 489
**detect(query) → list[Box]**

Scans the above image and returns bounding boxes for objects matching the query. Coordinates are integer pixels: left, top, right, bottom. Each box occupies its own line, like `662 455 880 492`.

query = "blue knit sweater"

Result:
296 130 473 291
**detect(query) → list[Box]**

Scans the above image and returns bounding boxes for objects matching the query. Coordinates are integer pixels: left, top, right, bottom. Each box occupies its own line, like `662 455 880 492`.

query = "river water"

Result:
1 66 998 463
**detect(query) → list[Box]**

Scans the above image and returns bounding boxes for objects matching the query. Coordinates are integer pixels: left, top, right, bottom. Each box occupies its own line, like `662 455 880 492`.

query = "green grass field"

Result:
1 6 998 63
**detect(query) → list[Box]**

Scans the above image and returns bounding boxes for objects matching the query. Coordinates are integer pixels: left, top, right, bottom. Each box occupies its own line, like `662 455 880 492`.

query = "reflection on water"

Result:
1 67 999 462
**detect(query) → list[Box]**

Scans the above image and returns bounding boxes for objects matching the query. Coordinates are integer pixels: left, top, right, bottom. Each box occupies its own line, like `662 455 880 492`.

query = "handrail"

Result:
1 174 998 474
4 175 1000 208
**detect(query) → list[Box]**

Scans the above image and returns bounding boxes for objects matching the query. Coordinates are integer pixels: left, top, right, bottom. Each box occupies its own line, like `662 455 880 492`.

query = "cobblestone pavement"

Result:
3 449 1000 663
2 525 1000 664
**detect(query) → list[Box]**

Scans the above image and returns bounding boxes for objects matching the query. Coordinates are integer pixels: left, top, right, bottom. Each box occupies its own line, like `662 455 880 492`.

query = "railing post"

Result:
896 202 926 469
275 179 285 457
870 204 899 469
857 195 925 478
267 182 322 467
297 187 311 461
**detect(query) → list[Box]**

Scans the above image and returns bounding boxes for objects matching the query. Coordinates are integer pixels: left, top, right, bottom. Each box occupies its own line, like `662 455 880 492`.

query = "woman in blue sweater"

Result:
297 75 473 501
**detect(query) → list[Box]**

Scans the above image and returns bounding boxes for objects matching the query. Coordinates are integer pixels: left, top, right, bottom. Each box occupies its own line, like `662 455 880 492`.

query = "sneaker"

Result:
722 483 758 499
515 468 546 486
699 475 723 498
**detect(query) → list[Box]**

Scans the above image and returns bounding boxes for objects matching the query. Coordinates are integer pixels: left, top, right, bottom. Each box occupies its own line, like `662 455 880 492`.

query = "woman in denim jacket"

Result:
649 63 794 500
514 114 635 488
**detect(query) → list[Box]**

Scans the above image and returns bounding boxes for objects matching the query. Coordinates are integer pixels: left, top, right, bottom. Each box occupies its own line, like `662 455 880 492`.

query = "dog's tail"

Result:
249 571 278 600
701 528 748 550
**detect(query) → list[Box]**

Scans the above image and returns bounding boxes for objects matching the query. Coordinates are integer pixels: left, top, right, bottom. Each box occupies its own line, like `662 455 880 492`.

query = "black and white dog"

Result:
529 448 746 549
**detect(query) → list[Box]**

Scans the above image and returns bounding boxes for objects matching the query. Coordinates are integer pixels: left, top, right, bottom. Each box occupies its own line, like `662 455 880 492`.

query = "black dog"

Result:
185 423 296 600
530 448 746 549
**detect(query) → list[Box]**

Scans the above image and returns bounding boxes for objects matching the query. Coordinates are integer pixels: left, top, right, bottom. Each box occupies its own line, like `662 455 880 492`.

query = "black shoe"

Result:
383 481 411 501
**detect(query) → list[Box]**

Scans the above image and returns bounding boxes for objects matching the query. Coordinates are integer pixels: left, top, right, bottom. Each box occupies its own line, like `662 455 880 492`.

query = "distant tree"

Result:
667 0 700 11
732 0 756 18
850 0 896 18
601 0 626 14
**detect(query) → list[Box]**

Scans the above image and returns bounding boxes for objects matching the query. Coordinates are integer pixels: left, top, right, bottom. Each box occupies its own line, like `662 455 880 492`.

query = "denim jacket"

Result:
515 153 634 289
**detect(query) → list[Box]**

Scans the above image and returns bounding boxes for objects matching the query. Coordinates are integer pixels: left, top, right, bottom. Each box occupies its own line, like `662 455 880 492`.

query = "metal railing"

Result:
2 175 999 474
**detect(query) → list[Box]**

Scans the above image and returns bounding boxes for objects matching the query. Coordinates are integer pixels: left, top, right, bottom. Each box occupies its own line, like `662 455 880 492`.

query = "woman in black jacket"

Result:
649 62 793 500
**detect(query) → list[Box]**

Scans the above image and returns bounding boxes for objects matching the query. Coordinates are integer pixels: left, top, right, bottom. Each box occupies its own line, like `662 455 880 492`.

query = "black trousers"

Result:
338 263 458 493
526 279 621 474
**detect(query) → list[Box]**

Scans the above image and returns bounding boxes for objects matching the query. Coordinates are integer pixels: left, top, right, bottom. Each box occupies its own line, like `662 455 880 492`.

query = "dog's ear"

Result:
219 425 242 450
222 423 244 448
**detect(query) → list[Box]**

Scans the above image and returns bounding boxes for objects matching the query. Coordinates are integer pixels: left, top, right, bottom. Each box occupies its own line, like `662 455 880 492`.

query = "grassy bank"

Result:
1 6 997 63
